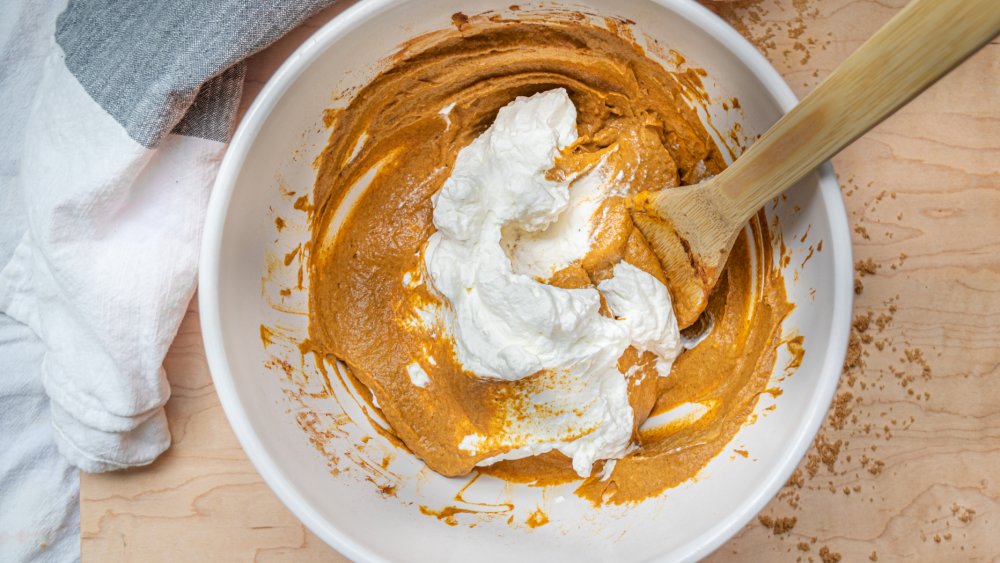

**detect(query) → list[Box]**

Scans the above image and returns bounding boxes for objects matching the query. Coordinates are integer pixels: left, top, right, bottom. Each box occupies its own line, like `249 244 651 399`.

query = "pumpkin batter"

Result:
307 14 794 505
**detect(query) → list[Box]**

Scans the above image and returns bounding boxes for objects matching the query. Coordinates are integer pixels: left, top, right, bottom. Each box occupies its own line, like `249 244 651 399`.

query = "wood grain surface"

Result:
80 0 1000 561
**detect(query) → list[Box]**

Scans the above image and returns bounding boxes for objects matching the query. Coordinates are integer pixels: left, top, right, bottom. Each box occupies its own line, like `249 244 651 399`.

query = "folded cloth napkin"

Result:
0 0 337 473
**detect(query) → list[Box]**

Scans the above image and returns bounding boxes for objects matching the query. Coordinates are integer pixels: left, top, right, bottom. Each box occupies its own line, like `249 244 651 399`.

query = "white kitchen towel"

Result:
2 3 80 559
0 0 336 474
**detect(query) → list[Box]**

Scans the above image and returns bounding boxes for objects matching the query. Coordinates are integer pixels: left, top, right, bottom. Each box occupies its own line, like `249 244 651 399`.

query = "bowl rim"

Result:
199 0 853 560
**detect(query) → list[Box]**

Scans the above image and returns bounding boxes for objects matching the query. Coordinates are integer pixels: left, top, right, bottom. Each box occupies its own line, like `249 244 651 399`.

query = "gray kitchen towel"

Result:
57 0 336 147
0 0 338 486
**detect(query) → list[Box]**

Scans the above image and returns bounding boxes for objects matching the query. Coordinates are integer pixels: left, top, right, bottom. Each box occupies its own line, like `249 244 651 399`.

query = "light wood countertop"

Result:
81 0 1000 560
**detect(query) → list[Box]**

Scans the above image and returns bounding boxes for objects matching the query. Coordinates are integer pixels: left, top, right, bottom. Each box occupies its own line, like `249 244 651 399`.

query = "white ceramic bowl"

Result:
200 1 853 560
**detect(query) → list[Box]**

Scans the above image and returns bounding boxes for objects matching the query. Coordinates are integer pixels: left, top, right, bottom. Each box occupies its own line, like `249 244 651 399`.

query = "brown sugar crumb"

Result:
853 312 872 333
798 542 811 551
875 312 893 332
787 469 805 489
855 258 878 276
852 258 879 296
805 434 842 477
759 514 798 535
829 392 854 430
934 534 941 543
844 332 863 371
819 546 842 563
804 453 820 478
867 460 885 475
818 439 842 473
853 225 870 240
869 551 878 561
959 507 976 523
903 347 933 380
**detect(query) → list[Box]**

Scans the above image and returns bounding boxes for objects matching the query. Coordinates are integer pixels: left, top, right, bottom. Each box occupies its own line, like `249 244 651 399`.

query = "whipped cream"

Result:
423 89 681 476
503 156 608 279
406 362 431 388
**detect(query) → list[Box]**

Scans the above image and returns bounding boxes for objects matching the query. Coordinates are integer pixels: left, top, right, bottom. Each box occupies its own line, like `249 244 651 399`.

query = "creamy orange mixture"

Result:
307 14 793 504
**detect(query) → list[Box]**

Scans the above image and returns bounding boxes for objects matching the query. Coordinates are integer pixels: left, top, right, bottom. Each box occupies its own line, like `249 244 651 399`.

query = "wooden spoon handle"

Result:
719 0 1000 224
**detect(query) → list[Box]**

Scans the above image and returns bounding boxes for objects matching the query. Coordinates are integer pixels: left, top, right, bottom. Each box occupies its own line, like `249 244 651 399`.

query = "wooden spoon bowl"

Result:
631 0 1000 329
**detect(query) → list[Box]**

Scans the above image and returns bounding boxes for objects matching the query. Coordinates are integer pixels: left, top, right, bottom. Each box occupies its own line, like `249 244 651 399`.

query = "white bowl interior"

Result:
201 1 852 561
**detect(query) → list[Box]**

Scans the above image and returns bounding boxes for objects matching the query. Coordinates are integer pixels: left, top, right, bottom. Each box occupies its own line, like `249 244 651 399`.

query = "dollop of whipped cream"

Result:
423 89 682 476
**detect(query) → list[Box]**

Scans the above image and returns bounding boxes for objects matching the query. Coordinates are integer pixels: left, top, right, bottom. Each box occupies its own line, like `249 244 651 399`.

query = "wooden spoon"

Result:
630 0 1000 329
